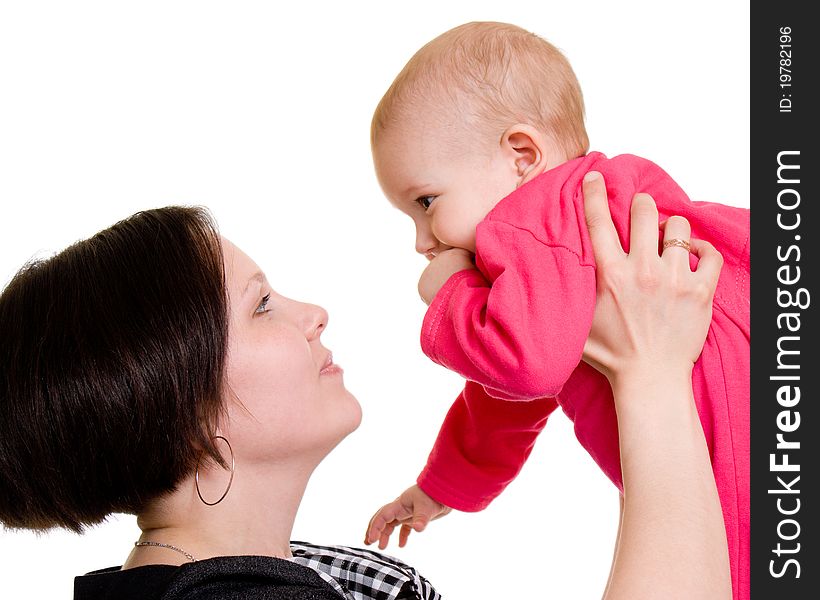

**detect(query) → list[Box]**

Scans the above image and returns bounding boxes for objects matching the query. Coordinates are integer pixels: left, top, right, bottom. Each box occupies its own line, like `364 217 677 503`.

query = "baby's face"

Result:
373 116 519 256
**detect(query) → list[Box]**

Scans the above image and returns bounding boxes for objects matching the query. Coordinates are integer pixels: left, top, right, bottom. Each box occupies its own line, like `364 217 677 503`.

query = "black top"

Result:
74 555 342 600
74 542 441 600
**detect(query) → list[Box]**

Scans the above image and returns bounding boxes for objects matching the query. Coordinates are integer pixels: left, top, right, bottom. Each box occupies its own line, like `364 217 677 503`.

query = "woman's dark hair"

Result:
0 206 229 532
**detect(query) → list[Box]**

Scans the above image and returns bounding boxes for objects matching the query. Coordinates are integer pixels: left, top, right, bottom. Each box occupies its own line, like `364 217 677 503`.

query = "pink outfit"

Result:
417 152 750 599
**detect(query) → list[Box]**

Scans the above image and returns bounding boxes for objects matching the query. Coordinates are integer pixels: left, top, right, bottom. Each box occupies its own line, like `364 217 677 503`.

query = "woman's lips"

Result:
320 352 343 376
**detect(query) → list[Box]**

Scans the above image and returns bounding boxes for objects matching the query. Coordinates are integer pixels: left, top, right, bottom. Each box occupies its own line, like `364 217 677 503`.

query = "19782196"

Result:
779 26 792 113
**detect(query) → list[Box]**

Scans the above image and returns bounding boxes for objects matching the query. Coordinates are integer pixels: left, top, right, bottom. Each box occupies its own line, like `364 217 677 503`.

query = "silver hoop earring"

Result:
195 436 235 506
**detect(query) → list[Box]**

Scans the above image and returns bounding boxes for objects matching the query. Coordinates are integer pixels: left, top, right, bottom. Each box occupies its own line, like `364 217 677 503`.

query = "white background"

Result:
0 1 749 598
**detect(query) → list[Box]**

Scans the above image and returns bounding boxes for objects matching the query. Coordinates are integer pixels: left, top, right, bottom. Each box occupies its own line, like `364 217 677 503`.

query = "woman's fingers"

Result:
628 193 661 257
689 238 724 292
660 215 692 268
583 172 624 262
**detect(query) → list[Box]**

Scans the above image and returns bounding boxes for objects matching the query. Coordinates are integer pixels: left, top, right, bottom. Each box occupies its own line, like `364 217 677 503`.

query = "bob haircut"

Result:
0 206 228 532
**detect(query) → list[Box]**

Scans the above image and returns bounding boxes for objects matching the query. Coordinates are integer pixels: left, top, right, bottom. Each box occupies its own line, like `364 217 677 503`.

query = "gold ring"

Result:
662 238 691 252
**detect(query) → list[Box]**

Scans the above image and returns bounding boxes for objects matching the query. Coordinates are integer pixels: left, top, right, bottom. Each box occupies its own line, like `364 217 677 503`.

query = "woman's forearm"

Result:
604 368 732 600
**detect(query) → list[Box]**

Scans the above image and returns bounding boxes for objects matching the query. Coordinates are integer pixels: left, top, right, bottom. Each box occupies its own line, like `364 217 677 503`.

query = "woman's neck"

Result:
124 460 314 568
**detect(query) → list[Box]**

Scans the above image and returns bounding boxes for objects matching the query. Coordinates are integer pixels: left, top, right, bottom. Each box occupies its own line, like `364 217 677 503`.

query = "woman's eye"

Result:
416 195 436 211
255 293 271 315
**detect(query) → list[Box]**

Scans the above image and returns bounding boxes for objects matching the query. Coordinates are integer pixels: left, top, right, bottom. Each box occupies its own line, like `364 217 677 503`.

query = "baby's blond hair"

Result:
372 22 589 160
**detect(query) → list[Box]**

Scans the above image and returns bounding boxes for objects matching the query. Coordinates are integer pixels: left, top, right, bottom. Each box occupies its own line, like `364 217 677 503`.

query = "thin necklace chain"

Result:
134 540 197 563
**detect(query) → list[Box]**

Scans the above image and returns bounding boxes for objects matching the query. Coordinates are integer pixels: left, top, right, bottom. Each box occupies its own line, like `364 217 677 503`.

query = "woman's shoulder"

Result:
74 543 441 600
290 541 441 600
74 555 341 600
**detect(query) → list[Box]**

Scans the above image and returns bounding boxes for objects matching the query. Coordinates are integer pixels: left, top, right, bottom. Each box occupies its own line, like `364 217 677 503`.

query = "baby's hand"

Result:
365 485 452 549
418 248 475 305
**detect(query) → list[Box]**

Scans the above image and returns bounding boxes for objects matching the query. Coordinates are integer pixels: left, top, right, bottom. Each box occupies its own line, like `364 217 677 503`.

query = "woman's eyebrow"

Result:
242 272 265 296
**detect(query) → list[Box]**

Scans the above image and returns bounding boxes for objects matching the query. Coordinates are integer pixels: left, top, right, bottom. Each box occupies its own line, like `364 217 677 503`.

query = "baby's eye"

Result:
415 195 437 211
255 293 271 315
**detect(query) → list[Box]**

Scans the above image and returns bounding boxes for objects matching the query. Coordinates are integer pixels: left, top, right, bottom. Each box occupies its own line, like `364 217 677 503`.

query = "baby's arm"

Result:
417 380 557 511
422 222 597 400
365 381 556 547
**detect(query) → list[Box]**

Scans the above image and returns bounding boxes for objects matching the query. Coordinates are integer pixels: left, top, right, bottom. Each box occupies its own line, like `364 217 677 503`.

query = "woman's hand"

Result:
579 172 732 600
580 171 723 389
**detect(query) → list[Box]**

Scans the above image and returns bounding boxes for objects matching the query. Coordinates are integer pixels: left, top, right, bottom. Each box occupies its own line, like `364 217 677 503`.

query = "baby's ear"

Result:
500 124 558 187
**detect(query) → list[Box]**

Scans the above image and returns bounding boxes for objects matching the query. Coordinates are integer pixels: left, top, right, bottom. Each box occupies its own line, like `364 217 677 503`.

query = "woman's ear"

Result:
500 124 555 187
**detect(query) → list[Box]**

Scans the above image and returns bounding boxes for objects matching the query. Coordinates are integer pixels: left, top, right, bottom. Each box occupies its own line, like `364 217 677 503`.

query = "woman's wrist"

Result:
607 360 732 599
611 365 700 465
610 364 703 467
609 364 694 408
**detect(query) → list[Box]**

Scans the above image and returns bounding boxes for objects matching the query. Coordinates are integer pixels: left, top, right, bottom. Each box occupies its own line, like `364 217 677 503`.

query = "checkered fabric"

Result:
290 541 441 600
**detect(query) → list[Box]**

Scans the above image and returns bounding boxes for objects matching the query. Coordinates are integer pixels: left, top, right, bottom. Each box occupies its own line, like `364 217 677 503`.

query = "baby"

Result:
365 22 749 599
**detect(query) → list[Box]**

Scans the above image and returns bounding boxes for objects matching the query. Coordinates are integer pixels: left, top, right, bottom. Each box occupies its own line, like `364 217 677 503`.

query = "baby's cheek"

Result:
433 212 476 252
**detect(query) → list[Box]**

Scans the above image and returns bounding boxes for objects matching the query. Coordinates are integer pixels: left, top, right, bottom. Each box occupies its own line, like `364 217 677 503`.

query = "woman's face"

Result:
219 237 361 466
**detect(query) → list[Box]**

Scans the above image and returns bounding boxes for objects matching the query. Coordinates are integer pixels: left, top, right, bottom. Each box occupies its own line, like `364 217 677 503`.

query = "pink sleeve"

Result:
422 222 596 400
417 380 558 511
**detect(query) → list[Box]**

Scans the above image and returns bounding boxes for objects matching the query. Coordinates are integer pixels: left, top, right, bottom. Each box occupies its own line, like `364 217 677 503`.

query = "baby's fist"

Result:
418 248 475 305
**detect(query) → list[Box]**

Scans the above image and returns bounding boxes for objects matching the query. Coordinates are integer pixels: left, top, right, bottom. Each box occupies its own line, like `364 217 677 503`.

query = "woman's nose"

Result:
298 302 328 340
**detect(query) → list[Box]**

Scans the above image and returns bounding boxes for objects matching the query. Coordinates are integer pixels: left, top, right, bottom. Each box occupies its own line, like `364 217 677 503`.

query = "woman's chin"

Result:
318 390 363 451
350 397 363 432
340 391 363 435
313 403 363 462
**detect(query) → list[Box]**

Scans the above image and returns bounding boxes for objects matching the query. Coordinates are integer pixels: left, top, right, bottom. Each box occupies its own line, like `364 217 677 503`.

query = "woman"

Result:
0 174 730 598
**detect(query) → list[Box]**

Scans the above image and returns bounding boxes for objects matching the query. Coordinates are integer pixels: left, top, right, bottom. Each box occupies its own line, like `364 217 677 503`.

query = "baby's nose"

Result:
418 242 453 261
415 226 452 260
415 236 438 258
